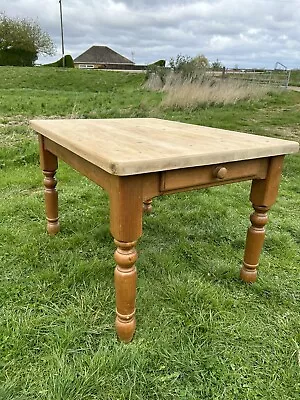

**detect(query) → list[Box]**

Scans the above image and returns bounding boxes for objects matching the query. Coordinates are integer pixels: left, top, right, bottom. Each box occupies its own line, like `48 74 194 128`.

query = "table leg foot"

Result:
240 262 258 283
114 239 137 343
43 169 60 236
143 199 153 214
240 205 269 283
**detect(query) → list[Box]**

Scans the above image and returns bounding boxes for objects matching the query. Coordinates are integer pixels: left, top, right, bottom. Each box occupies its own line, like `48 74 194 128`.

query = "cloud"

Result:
2 0 300 68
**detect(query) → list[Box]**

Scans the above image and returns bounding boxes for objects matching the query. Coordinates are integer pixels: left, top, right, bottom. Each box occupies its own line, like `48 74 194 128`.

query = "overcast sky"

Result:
1 0 300 68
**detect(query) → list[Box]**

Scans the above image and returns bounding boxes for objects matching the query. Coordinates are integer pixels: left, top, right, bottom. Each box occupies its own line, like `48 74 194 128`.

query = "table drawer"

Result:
160 158 269 192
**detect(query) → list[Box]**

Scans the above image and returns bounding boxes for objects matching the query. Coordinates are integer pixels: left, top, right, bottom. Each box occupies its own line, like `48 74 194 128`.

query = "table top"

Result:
30 118 299 176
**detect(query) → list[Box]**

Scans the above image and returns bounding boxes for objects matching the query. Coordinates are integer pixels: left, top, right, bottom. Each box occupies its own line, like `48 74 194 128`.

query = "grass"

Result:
289 70 300 87
145 71 276 109
163 77 275 109
0 67 300 399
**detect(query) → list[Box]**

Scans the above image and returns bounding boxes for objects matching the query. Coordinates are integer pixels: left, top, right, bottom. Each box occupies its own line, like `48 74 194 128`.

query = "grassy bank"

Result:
0 67 299 399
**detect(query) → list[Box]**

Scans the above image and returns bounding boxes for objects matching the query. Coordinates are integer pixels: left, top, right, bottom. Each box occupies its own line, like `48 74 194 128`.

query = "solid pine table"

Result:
30 118 299 342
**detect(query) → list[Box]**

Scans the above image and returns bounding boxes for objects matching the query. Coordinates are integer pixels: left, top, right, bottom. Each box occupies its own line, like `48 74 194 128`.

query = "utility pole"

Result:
59 0 65 67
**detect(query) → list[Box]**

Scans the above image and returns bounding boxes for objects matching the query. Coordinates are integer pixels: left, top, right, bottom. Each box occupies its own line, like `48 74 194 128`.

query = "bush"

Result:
0 48 37 66
168 54 209 82
210 59 224 71
43 55 74 68
145 63 168 88
149 59 166 67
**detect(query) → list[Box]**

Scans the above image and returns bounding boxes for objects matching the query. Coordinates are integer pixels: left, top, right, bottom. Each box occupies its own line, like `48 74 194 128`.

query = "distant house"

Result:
74 46 146 70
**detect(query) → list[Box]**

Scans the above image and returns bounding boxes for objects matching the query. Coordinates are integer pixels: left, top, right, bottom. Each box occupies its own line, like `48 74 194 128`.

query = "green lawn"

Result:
0 67 299 399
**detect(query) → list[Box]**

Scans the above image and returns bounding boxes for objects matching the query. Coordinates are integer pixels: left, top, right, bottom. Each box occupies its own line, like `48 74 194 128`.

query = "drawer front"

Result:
160 158 269 192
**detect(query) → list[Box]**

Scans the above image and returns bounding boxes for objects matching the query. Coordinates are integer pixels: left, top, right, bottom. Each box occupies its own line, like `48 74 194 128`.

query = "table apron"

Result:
160 158 268 192
43 137 113 193
140 158 269 200
43 136 272 201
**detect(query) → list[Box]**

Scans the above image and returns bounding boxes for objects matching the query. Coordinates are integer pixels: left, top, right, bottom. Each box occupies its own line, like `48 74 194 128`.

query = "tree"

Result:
0 13 56 66
169 53 209 72
191 54 209 69
169 54 192 71
210 59 224 71
169 53 209 81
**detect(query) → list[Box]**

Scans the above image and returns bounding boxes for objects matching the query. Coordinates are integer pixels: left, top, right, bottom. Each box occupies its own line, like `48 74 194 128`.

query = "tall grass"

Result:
145 71 276 109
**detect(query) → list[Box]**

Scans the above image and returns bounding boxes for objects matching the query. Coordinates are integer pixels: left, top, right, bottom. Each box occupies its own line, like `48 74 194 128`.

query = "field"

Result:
289 70 300 87
0 67 300 399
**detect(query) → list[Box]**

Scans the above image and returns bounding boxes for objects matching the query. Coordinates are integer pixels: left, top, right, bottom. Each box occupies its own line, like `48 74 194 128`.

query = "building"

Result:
74 46 146 70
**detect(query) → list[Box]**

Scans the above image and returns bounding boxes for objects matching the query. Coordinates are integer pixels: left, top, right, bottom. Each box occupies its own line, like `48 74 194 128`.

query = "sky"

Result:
1 0 300 69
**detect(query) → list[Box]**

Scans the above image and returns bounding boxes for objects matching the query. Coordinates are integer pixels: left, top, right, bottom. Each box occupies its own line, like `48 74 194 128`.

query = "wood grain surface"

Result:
30 118 299 176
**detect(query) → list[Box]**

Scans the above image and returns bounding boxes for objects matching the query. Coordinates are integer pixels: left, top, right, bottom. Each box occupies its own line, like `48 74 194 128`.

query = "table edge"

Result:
30 119 299 176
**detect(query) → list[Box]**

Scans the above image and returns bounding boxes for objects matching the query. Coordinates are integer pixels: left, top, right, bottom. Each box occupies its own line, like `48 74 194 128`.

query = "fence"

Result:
219 63 291 88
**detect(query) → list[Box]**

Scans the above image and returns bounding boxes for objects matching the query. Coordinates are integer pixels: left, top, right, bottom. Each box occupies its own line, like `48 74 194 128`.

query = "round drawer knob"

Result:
214 166 228 179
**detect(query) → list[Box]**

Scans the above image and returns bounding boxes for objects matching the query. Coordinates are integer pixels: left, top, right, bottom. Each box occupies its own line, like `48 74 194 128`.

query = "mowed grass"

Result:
0 67 300 399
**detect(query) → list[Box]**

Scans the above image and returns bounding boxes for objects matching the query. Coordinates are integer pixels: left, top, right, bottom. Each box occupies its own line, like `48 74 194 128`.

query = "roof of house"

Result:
74 46 134 64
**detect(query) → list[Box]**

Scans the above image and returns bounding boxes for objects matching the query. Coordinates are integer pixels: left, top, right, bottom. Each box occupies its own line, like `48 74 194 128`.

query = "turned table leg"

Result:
110 176 143 342
241 205 269 282
143 198 153 213
240 156 284 283
39 135 60 235
114 240 138 342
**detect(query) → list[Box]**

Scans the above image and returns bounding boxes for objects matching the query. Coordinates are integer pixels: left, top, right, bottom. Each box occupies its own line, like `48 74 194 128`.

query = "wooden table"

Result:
30 118 299 342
